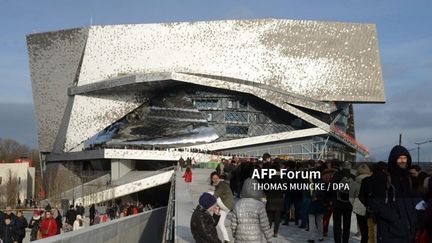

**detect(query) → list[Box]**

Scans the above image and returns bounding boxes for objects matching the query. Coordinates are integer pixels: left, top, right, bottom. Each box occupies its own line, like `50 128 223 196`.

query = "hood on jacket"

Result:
356 164 371 176
388 145 412 171
241 178 264 199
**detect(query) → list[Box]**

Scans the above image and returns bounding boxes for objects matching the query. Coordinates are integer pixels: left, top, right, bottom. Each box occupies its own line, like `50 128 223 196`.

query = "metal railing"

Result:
162 172 176 242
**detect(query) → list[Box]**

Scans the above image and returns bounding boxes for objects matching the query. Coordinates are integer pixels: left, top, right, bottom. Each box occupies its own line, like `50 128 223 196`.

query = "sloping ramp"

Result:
76 169 174 206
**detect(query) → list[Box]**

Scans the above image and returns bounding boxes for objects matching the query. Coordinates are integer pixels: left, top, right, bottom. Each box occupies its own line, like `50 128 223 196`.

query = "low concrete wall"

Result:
37 207 167 243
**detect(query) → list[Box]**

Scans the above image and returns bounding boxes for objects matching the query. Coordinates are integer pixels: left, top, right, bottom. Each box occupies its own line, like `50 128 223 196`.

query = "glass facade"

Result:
225 112 248 123
226 125 249 135
86 85 315 147
193 99 219 109
82 84 357 161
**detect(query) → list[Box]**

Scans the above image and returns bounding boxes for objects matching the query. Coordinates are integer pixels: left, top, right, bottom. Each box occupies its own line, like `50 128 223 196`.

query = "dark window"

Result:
194 99 219 109
239 99 248 109
226 125 248 135
225 112 248 122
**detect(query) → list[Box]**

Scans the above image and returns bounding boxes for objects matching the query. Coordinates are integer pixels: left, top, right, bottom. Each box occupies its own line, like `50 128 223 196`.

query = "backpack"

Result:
336 176 353 203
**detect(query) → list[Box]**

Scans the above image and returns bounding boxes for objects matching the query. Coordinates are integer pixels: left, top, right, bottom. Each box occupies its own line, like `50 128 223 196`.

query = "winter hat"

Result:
356 164 371 175
76 214 83 220
199 193 217 209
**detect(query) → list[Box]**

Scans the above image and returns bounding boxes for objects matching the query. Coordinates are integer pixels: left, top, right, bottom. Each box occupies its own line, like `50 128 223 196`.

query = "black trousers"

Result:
356 214 368 243
333 208 352 243
267 210 282 234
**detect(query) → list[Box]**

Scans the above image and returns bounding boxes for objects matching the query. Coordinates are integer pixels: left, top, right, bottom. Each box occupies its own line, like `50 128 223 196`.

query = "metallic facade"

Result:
27 19 385 159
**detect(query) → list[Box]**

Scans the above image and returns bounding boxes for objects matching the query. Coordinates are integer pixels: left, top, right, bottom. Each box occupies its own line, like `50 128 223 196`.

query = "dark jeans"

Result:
284 195 301 223
267 210 282 234
300 197 311 228
333 208 352 243
356 214 368 243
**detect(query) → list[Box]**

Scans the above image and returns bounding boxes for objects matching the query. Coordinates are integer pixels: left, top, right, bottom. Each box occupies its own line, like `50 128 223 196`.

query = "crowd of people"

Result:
15 198 39 209
85 143 250 158
188 145 432 243
0 205 63 242
0 201 155 242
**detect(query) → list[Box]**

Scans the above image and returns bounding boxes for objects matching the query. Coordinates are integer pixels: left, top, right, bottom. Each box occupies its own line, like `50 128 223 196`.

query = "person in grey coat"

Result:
231 178 273 243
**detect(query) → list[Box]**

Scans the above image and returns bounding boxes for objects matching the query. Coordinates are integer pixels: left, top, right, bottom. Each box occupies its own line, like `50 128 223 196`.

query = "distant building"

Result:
15 157 33 167
0 162 35 204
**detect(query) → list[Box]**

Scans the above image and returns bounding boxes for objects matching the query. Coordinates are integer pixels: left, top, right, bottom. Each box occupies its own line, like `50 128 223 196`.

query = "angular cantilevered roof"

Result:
27 19 384 152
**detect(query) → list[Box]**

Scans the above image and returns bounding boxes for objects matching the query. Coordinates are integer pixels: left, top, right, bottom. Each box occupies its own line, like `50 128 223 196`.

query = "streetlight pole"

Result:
414 140 432 165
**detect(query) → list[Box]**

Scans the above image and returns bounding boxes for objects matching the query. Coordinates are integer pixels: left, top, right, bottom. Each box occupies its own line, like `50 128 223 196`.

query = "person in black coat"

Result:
359 162 388 243
331 161 355 243
190 193 222 243
77 203 85 216
0 216 19 243
89 204 96 225
368 145 417 243
264 162 285 237
53 208 62 235
2 207 17 224
409 165 429 199
65 205 77 226
28 210 42 241
15 210 28 243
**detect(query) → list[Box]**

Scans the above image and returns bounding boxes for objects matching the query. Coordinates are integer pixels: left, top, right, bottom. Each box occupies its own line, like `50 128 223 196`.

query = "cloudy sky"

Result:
0 0 431 161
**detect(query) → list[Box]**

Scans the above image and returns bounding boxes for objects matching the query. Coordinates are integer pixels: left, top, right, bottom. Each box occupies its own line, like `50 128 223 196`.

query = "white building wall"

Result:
28 167 36 199
0 163 34 204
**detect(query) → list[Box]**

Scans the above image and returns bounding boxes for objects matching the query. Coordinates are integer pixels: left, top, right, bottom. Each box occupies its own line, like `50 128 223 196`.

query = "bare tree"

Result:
0 169 21 207
0 138 31 163
0 182 5 208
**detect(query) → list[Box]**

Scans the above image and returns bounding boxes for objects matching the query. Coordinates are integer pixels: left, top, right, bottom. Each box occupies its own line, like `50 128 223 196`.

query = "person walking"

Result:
0 215 19 243
179 157 186 172
64 205 77 232
211 172 234 243
73 214 85 231
321 162 337 238
89 204 96 226
77 203 85 217
264 162 285 238
52 207 62 235
190 192 222 243
415 179 432 243
231 177 273 243
39 210 58 239
307 175 326 243
369 145 417 243
331 161 355 243
359 161 388 243
28 210 42 241
15 210 28 243
183 167 193 185
349 164 371 243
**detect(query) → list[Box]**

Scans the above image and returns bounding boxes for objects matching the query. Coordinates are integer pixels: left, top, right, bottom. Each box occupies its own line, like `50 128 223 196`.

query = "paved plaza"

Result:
175 168 361 243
